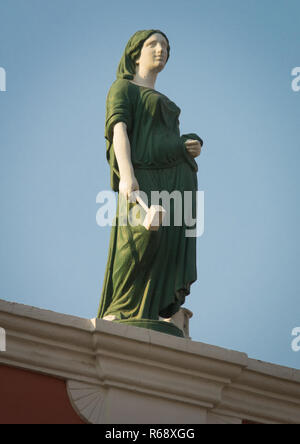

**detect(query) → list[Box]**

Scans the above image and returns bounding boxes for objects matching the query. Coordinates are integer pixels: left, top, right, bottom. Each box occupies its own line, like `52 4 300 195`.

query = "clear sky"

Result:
0 0 299 370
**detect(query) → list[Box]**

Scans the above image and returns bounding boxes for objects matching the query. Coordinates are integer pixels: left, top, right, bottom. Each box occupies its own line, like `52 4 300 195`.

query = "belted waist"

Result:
133 156 186 170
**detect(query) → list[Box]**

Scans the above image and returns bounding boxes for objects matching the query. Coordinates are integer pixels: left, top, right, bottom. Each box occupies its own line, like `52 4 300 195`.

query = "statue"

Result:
97 30 203 337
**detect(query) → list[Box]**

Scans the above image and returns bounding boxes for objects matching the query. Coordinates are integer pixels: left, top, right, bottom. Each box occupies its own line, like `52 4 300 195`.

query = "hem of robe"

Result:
98 278 196 321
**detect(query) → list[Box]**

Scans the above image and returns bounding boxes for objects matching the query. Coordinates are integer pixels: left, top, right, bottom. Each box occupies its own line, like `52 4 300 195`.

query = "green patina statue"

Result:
97 29 203 337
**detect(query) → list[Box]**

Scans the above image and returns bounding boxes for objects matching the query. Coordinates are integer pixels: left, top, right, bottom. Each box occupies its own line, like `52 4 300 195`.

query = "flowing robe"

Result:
97 79 203 320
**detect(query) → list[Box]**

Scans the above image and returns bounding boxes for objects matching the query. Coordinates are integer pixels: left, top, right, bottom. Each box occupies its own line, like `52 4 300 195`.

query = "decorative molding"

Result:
0 299 300 424
66 380 106 424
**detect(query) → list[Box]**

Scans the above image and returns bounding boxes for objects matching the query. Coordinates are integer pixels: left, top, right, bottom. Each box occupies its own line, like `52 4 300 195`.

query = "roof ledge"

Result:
1 299 299 424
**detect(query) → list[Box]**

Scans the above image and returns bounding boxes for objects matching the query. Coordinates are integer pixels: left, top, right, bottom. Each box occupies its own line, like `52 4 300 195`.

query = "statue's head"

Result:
116 30 170 80
135 32 169 75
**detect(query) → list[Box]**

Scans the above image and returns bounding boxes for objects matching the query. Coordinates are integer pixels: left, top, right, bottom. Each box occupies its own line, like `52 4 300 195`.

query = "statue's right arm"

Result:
113 122 139 198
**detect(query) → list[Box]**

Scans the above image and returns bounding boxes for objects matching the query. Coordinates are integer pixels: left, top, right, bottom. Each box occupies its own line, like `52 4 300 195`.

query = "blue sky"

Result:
0 0 299 370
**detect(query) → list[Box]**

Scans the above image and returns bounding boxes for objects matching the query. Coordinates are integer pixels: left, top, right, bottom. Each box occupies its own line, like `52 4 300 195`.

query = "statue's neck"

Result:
132 67 158 90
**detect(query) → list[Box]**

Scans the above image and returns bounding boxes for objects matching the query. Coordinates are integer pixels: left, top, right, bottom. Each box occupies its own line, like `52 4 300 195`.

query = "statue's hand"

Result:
184 139 202 158
119 174 140 202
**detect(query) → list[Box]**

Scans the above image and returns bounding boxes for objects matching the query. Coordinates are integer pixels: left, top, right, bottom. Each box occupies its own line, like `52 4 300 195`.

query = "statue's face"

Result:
135 33 168 73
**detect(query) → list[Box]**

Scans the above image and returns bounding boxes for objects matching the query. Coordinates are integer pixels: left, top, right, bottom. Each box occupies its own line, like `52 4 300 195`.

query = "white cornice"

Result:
0 299 299 424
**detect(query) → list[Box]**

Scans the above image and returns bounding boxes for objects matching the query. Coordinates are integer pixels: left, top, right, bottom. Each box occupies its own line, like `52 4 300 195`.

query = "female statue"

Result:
97 30 203 337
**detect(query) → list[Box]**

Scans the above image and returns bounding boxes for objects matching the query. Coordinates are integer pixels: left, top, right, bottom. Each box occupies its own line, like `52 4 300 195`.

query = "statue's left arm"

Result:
181 133 203 159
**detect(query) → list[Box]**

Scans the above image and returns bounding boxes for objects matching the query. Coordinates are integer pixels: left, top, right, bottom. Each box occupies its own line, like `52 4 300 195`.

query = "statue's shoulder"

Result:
107 78 136 97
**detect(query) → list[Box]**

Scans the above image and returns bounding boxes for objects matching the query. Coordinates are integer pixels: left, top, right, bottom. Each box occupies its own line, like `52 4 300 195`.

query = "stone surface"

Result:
160 308 193 339
0 298 300 424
